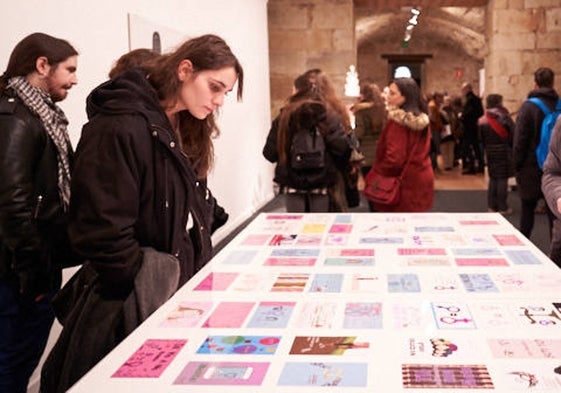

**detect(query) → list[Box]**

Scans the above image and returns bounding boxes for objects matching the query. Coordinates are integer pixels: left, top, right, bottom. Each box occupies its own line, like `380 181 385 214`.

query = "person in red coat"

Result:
366 77 434 212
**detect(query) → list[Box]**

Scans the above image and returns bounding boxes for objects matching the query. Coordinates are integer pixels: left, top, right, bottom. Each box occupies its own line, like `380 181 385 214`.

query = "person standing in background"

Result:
352 82 386 178
460 82 484 175
263 69 352 213
0 32 78 393
513 67 558 241
541 116 561 268
364 77 433 212
479 94 515 215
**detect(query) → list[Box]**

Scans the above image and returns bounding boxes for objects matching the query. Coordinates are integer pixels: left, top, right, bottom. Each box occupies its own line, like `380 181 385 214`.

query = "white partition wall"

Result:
0 2 273 391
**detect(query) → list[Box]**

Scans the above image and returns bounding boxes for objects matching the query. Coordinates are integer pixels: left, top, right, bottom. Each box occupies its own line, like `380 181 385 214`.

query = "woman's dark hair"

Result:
393 77 427 115
109 48 160 78
0 32 78 93
148 34 244 178
359 83 375 102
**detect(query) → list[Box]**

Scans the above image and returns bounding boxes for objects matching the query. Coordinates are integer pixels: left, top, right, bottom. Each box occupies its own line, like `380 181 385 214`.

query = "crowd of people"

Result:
0 30 559 393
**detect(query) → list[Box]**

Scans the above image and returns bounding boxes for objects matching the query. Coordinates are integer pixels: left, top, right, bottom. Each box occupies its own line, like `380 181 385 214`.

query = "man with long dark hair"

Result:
0 33 78 392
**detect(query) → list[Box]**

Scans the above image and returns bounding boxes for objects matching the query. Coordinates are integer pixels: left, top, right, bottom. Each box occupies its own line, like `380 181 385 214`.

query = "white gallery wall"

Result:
0 0 275 245
0 1 274 391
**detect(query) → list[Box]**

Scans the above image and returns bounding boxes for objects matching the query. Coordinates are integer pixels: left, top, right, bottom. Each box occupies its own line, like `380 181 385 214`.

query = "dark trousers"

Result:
461 133 483 170
0 278 55 393
487 177 509 211
285 192 329 212
519 198 554 239
549 218 561 268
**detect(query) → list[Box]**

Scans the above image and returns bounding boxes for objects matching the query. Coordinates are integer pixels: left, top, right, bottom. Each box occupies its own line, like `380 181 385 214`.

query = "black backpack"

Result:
289 101 327 171
290 125 326 170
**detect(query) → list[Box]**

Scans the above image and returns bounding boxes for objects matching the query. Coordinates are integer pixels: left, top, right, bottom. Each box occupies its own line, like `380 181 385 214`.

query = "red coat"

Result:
366 109 434 212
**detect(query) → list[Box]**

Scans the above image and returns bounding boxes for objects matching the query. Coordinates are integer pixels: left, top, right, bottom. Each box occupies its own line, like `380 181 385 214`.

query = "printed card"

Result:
431 301 476 329
504 250 542 265
455 257 509 267
112 339 186 378
174 361 269 386
402 364 493 389
493 234 524 246
221 250 258 265
289 336 370 356
197 335 280 355
278 362 368 387
268 234 297 246
264 257 317 266
271 273 309 292
294 301 338 329
160 301 213 328
246 301 295 328
404 337 479 359
460 273 499 293
194 272 238 291
202 302 254 328
324 248 375 266
487 338 561 358
388 274 421 293
343 302 383 329
309 273 343 293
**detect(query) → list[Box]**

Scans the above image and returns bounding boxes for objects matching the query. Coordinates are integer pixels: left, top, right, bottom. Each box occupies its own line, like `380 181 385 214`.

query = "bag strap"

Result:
398 132 422 180
486 114 509 139
527 97 551 115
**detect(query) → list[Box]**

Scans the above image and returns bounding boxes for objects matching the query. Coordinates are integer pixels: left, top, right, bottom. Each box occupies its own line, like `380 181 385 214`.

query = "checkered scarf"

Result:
8 76 72 209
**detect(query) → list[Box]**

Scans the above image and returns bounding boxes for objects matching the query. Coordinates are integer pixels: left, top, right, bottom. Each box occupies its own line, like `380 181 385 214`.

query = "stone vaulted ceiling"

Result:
354 2 487 60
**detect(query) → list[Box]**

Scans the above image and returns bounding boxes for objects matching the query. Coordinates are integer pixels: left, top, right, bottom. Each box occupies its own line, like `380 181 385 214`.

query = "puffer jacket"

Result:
0 90 74 299
68 68 212 298
514 87 559 200
479 106 515 179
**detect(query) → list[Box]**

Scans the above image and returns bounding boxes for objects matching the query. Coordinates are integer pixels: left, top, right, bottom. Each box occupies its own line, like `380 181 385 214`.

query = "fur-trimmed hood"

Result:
387 108 429 131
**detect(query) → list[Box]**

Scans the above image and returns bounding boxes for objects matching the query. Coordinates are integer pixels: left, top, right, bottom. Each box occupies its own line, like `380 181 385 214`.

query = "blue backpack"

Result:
530 97 561 169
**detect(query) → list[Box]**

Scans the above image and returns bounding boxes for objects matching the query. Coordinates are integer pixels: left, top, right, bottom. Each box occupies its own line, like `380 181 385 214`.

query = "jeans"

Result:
0 277 55 393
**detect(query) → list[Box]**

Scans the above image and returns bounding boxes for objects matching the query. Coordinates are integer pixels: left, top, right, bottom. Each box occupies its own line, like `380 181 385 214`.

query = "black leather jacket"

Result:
0 89 73 299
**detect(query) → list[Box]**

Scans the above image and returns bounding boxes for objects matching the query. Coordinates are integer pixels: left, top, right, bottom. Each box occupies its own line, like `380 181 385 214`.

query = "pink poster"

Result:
112 339 186 378
194 272 238 291
202 302 255 328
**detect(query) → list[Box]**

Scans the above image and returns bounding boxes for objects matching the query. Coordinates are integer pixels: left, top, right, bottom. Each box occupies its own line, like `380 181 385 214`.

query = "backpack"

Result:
289 125 326 171
530 97 561 169
289 101 327 171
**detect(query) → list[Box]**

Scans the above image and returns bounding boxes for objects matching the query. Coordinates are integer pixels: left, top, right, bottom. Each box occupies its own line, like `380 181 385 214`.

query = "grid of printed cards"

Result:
68 213 561 392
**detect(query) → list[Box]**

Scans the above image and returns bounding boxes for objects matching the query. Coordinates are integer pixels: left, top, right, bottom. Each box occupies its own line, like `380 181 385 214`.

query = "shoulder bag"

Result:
363 135 420 206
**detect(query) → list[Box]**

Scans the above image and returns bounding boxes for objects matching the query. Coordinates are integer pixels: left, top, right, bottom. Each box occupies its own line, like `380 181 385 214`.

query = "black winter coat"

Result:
263 104 352 190
0 90 74 299
513 87 559 199
68 69 212 297
479 106 515 179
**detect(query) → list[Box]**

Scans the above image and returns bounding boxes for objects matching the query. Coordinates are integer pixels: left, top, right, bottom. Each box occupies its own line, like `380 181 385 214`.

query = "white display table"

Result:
68 213 561 392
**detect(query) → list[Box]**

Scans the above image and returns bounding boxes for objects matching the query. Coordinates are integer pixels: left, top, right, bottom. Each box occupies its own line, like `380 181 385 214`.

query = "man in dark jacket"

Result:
0 33 78 393
513 67 558 242
460 82 484 174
